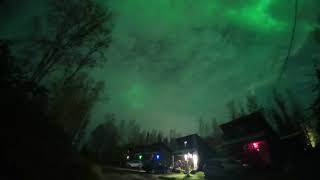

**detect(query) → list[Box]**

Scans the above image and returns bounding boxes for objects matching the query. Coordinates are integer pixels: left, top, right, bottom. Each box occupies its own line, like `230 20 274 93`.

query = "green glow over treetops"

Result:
124 84 147 109
92 0 318 134
107 0 312 34
225 0 287 32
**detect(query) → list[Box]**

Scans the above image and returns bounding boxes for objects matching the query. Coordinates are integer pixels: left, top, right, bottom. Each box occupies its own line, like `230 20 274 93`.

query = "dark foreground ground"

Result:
102 166 295 180
102 150 320 180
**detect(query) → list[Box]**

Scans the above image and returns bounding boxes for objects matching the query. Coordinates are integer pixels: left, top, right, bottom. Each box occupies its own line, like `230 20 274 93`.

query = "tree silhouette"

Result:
313 15 320 44
312 64 320 135
88 118 119 163
198 117 206 137
246 95 259 113
238 101 246 116
1 40 104 180
226 99 239 120
270 108 288 135
30 0 112 84
211 118 222 138
272 90 296 131
48 73 105 143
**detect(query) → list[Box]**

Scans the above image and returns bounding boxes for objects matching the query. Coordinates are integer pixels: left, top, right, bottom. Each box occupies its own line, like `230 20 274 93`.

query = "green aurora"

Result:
1 0 320 134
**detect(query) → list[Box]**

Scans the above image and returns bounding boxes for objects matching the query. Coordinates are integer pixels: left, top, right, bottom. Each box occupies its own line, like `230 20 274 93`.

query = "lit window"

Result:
192 154 198 170
184 154 188 161
245 141 265 152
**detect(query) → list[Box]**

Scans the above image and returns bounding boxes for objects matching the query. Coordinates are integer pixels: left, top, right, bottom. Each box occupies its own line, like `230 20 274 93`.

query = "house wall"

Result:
159 149 172 167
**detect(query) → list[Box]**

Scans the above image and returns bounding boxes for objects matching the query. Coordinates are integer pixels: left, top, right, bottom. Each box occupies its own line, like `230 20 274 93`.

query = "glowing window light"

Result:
192 154 198 170
184 154 188 161
248 141 263 152
306 127 318 148
253 142 259 149
252 142 260 151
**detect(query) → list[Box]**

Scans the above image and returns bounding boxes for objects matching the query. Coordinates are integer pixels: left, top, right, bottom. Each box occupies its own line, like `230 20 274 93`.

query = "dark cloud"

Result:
1 0 319 134
94 0 319 134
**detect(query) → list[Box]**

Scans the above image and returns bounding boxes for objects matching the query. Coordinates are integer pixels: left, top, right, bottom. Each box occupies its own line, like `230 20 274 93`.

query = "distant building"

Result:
125 134 215 172
126 143 172 170
172 134 215 170
219 111 278 168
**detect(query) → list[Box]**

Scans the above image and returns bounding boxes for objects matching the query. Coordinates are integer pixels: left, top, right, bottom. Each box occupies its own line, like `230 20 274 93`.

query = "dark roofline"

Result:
221 132 266 146
176 133 200 140
220 110 265 127
280 130 303 140
220 110 275 134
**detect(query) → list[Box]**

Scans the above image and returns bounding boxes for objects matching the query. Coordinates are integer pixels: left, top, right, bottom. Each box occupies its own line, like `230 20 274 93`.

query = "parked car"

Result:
126 160 143 169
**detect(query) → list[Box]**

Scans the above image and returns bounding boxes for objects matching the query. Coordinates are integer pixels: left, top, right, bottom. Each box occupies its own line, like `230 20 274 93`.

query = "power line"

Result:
278 0 299 80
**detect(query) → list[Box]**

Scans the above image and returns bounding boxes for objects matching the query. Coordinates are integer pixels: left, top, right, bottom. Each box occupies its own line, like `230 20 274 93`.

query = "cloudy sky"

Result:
1 0 320 134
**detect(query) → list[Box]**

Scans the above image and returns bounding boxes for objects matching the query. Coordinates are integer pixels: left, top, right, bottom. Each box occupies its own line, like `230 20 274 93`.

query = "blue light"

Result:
156 154 160 160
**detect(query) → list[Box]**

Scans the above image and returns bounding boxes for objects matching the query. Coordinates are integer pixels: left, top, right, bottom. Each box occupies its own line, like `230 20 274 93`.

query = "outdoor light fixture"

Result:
184 141 187 146
139 155 143 160
156 154 160 160
126 155 130 160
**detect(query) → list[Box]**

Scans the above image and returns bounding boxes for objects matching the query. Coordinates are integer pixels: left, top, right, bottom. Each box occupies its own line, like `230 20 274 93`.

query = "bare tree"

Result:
270 107 288 135
127 120 141 145
238 101 246 116
211 118 221 138
273 90 292 125
30 0 112 84
198 117 205 137
157 131 163 143
246 95 259 113
313 15 320 44
226 100 238 120
272 90 302 135
88 118 119 163
206 117 223 148
48 73 105 141
169 129 177 148
311 63 320 140
198 117 210 137
150 129 158 144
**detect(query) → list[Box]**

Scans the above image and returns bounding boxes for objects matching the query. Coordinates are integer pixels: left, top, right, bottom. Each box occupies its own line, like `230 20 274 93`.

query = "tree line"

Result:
82 113 182 164
1 0 112 180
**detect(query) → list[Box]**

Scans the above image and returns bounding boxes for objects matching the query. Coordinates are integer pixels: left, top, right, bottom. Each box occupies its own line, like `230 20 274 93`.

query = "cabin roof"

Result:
220 111 275 139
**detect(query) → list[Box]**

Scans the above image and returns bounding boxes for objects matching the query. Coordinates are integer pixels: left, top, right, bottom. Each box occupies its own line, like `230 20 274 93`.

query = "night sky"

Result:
1 0 320 135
